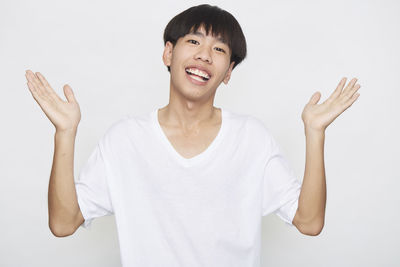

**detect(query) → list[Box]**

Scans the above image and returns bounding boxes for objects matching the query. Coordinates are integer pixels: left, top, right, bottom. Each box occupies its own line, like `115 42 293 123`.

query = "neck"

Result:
159 103 218 130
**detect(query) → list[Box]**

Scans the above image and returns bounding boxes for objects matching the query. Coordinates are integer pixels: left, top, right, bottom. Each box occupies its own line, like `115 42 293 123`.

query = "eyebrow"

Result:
188 31 228 45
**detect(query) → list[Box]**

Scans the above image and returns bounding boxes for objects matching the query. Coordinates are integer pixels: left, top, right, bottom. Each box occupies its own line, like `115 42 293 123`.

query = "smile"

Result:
185 69 210 85
185 67 210 80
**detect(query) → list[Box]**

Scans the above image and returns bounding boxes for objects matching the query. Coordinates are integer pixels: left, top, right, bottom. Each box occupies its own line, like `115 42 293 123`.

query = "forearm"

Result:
297 128 327 230
48 129 81 235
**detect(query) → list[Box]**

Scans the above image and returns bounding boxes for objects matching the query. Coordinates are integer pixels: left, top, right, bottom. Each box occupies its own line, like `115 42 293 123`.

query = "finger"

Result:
346 83 361 99
343 92 360 109
25 71 51 101
26 71 45 94
63 84 78 103
27 81 43 102
35 72 50 88
26 70 50 96
26 74 45 98
326 77 346 102
36 72 64 102
342 77 358 95
308 91 321 105
26 70 62 103
27 81 37 95
28 82 57 118
27 81 51 106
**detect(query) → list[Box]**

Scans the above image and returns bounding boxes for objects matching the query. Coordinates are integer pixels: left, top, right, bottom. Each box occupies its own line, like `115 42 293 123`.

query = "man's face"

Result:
163 26 235 101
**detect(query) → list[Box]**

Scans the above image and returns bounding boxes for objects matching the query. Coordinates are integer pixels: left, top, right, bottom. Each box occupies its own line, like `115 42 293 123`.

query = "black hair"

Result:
163 4 247 72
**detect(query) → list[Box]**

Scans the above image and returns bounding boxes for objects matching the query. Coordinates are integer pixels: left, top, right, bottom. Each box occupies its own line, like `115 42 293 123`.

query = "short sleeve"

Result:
75 141 114 229
262 133 302 226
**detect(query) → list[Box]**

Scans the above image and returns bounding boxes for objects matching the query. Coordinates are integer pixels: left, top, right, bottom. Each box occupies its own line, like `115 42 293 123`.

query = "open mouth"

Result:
185 68 211 82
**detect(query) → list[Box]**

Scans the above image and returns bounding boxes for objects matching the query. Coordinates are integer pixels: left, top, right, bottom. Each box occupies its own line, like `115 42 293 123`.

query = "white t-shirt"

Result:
75 107 302 267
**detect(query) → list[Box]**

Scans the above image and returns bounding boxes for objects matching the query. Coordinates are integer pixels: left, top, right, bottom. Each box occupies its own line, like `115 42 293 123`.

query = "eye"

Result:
215 47 226 53
188 39 199 45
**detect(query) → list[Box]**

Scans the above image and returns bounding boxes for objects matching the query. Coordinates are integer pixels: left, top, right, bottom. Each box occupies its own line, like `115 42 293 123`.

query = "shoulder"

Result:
103 115 132 138
98 113 145 149
103 110 152 137
99 109 157 148
225 109 275 150
225 109 270 134
244 114 274 142
242 114 283 156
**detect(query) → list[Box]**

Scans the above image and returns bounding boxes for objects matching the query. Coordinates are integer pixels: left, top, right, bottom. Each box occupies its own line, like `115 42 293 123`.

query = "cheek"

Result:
217 60 231 76
170 49 190 68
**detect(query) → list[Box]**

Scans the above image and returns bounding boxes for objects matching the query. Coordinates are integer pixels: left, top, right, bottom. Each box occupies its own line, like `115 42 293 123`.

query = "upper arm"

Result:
74 141 114 229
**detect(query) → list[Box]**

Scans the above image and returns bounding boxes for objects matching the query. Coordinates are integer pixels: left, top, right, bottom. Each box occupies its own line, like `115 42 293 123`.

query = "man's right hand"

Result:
25 70 81 132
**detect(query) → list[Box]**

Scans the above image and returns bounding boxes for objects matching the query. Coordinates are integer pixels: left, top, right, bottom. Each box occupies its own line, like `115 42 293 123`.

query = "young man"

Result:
26 4 361 267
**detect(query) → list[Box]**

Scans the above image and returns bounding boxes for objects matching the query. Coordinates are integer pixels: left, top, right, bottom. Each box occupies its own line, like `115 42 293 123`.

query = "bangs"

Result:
187 23 229 47
163 4 247 71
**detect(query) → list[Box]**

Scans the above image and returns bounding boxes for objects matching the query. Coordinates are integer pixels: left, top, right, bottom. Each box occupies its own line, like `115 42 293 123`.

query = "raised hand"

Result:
25 70 81 132
301 77 361 133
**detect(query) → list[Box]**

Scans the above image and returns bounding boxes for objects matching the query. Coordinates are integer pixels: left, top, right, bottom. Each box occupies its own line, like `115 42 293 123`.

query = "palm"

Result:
25 70 81 131
301 77 361 132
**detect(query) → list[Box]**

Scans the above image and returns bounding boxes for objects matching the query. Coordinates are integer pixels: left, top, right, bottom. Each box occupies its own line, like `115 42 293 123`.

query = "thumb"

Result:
308 91 321 105
63 84 77 103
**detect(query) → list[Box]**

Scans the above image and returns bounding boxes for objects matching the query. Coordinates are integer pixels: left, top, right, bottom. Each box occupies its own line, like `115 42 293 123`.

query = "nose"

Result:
195 45 212 64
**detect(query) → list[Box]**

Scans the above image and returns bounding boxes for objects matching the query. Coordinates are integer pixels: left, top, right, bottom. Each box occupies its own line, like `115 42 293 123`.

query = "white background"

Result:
1 0 399 266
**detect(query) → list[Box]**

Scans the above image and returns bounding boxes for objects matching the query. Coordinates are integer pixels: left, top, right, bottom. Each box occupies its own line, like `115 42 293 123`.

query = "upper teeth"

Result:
186 68 210 79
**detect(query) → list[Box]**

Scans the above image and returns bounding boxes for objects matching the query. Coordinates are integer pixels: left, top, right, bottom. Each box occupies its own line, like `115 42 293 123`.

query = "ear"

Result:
223 61 235 84
162 41 174 67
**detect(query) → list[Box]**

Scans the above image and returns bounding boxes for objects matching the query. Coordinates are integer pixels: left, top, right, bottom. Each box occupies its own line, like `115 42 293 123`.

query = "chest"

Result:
159 123 221 159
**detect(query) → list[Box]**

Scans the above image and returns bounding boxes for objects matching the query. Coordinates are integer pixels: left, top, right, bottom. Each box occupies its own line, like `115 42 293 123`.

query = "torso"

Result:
157 108 222 159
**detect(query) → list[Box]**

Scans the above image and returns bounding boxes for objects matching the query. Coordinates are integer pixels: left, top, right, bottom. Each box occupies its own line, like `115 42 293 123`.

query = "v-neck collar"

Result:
152 107 227 167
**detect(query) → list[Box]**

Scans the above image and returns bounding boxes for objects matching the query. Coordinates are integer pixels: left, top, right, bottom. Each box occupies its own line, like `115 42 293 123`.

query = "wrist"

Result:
55 128 78 137
304 126 325 137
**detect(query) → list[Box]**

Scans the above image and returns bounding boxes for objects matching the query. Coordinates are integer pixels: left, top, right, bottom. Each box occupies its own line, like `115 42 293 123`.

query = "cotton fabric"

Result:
75 107 302 267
